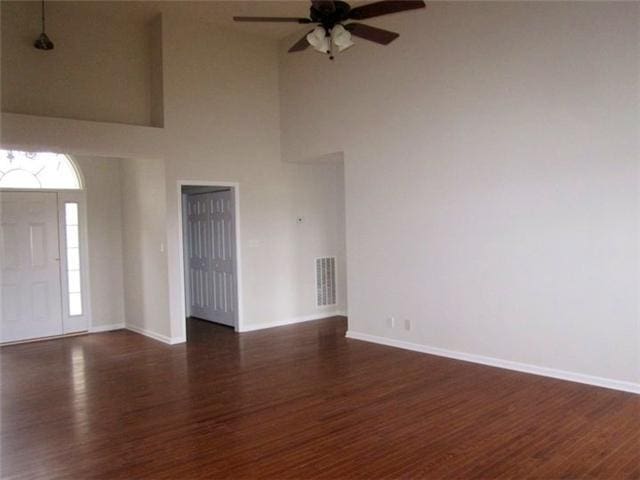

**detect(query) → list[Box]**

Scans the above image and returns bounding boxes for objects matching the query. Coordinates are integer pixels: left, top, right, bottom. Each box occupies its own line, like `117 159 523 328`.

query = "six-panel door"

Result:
1 191 64 342
186 190 236 327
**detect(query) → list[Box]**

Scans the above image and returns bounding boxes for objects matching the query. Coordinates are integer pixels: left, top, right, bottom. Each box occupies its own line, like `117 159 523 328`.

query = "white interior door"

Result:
186 190 236 327
1 191 63 342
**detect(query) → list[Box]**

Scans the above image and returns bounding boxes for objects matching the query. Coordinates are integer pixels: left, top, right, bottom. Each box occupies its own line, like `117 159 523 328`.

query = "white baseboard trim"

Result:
89 323 125 333
126 324 185 345
239 310 347 333
346 331 640 395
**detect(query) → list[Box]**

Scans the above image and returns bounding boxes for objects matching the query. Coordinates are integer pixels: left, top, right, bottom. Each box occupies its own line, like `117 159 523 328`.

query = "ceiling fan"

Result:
234 0 426 59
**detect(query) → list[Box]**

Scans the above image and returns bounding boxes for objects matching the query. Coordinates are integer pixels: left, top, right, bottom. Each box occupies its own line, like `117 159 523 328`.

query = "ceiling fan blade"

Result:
233 16 312 23
288 31 314 52
344 23 399 45
348 0 425 20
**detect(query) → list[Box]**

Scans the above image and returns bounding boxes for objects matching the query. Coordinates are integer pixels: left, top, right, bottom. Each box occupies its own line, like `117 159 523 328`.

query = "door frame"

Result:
176 180 243 335
0 188 92 339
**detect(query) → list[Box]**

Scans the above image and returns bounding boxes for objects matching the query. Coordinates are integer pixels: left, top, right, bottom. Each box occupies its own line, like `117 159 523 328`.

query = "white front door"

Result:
1 191 63 342
186 190 236 327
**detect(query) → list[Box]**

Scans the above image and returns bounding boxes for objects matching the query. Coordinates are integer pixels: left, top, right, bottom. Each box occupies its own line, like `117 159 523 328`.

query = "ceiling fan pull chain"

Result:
329 31 335 60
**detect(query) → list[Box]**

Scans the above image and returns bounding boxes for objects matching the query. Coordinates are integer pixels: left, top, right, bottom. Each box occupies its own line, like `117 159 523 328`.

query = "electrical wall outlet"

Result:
387 317 395 328
404 319 411 331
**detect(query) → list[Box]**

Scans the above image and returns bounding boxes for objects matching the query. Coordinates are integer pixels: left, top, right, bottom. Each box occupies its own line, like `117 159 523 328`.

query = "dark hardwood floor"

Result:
1 317 638 479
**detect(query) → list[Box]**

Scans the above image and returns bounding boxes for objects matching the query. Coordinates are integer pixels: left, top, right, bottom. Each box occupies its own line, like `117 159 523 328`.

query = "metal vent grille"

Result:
316 257 337 307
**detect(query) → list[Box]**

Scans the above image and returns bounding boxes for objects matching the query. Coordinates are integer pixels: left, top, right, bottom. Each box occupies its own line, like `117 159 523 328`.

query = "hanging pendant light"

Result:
34 0 54 50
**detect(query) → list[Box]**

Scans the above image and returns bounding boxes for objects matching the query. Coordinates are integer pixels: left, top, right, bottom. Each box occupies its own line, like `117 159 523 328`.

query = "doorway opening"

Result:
180 183 241 339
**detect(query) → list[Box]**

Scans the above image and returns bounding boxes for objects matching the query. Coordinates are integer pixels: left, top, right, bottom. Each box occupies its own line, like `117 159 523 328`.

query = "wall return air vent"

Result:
316 257 337 307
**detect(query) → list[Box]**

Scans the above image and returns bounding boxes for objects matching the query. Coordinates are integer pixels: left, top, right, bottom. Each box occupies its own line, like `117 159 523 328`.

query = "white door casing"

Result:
0 191 63 342
186 190 236 327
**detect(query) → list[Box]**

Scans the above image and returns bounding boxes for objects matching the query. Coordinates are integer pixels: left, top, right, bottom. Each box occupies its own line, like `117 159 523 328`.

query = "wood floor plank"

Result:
1 317 638 479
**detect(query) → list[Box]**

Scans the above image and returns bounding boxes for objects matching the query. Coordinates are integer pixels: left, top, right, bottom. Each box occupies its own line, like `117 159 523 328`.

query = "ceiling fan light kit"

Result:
307 26 330 53
332 24 354 52
234 0 426 60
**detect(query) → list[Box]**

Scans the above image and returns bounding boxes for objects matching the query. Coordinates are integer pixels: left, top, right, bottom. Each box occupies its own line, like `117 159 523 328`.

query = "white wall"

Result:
280 2 639 385
160 13 346 338
1 3 347 341
74 156 126 328
288 160 347 316
0 1 635 390
120 157 171 337
1 2 160 126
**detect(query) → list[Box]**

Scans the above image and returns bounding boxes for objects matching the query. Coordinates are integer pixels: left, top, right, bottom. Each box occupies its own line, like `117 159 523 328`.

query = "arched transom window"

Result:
0 149 82 190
